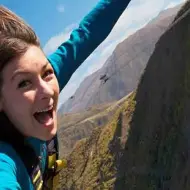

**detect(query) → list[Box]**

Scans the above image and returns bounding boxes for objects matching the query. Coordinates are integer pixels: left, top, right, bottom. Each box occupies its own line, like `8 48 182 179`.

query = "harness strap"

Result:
42 135 67 190
30 135 67 190
30 162 43 190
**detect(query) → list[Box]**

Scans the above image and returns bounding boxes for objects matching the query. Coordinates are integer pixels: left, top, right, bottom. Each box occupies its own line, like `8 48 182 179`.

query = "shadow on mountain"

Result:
114 2 190 189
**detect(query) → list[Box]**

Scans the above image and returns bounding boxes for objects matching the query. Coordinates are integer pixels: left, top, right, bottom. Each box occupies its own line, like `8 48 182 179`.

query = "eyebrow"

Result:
11 62 49 81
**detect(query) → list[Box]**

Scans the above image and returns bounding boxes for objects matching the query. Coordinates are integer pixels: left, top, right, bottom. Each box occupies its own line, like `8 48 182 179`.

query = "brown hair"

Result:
0 6 40 175
0 6 40 70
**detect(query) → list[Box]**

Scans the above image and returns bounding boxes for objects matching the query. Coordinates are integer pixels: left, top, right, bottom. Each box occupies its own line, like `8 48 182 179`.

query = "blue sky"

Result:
1 0 97 46
1 0 186 108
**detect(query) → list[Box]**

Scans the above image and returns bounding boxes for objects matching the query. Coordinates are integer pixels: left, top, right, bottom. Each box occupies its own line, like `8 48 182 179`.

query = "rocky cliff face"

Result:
57 2 190 189
114 2 190 189
59 5 181 114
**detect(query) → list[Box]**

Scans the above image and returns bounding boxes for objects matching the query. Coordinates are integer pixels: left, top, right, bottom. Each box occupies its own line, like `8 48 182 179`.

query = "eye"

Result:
43 69 54 80
17 80 31 89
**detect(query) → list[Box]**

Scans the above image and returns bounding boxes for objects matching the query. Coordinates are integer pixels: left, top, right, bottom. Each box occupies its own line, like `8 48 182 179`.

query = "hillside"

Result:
57 92 136 189
58 95 132 157
57 2 190 189
59 4 182 113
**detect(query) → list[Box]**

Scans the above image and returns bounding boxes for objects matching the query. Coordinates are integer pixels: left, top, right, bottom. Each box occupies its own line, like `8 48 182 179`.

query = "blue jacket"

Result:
0 0 131 189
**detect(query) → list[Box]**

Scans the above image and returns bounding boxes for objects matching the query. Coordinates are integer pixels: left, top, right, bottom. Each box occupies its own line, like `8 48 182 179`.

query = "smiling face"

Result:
0 45 59 141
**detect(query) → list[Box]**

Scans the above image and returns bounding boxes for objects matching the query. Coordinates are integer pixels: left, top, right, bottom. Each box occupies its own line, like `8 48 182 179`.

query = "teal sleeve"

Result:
0 144 21 190
48 0 131 91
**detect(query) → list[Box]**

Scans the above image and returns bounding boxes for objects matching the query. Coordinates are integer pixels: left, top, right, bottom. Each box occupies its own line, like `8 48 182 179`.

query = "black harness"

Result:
29 135 66 190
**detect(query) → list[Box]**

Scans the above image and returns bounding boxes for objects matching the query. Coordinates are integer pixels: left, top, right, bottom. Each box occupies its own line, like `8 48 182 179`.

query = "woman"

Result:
0 0 131 189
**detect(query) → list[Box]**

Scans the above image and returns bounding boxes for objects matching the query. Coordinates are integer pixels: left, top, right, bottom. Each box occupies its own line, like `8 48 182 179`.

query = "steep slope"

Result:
59 5 181 113
58 2 190 189
58 95 131 157
114 3 190 189
57 92 136 190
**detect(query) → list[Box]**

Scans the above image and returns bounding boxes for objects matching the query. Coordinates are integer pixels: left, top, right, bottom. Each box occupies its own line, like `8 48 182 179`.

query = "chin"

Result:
45 128 57 141
39 134 55 141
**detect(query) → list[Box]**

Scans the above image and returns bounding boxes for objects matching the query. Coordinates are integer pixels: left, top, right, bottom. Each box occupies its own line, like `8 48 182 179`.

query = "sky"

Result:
1 0 186 108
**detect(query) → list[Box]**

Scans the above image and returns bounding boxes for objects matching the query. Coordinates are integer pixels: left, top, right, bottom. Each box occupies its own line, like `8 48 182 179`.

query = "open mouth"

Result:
33 105 53 125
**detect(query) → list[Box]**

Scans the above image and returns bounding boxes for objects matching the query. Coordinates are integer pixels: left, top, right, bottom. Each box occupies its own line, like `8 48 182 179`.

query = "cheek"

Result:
23 91 36 104
1 90 17 111
52 78 59 97
3 90 35 114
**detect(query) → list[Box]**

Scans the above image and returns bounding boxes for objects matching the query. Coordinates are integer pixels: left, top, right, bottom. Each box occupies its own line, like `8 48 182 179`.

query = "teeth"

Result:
36 105 53 113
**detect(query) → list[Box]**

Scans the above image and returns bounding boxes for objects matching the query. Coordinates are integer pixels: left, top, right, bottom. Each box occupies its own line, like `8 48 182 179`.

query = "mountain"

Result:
58 94 131 158
57 4 182 159
59 4 182 114
57 2 190 189
58 92 135 190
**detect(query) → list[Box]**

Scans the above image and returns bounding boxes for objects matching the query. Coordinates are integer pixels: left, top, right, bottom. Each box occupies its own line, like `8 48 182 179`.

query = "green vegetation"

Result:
57 92 136 190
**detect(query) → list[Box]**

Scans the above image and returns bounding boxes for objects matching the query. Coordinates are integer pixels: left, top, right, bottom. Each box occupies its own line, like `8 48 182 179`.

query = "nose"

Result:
37 78 54 100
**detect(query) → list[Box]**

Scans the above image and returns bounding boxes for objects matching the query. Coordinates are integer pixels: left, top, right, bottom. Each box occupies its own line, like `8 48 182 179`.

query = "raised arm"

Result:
48 0 131 91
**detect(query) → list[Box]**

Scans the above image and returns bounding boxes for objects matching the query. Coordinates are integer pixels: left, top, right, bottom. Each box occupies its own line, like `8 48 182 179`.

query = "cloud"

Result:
44 0 185 106
102 0 185 44
43 24 77 55
165 0 186 9
84 0 186 75
57 4 65 13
